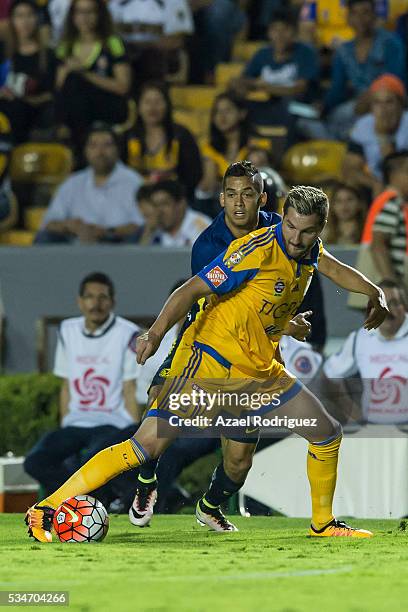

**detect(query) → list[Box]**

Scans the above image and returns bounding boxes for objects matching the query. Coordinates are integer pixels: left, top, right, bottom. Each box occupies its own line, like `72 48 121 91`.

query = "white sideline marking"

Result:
143 566 353 582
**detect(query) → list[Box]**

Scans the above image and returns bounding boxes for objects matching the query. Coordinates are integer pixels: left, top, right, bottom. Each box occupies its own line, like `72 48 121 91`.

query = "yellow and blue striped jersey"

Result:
181 223 323 379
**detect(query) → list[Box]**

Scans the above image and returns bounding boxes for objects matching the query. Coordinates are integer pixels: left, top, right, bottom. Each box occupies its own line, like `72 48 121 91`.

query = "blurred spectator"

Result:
322 183 367 244
246 146 287 213
324 0 406 140
123 182 160 245
190 0 246 80
232 8 322 136
0 111 16 233
126 81 202 199
149 179 211 246
24 272 141 503
323 279 408 425
108 0 193 86
35 124 143 244
0 0 56 143
343 74 408 195
55 0 131 153
369 151 408 291
197 92 270 212
47 0 71 43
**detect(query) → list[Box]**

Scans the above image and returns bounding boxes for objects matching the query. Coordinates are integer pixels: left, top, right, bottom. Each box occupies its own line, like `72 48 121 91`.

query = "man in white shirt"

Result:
323 279 408 425
24 272 141 501
35 125 144 244
150 179 212 247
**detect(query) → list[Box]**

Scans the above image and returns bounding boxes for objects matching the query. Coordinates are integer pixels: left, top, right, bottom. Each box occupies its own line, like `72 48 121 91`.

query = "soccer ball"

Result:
53 495 109 543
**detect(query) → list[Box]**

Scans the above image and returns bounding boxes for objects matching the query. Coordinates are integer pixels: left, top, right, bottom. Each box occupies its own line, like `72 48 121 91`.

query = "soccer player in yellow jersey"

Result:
26 171 388 542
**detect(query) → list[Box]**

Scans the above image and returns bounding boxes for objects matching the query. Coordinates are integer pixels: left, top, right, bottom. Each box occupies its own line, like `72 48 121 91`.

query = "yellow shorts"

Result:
147 341 302 427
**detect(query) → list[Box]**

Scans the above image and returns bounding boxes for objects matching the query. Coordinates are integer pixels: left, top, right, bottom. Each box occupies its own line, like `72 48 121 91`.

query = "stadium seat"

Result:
215 62 244 88
10 143 73 185
0 229 35 246
173 109 209 139
281 140 347 184
170 86 218 111
232 41 263 62
24 207 47 232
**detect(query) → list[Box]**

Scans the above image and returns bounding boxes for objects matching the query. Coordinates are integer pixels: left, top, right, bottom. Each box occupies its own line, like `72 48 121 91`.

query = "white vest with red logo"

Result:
55 315 138 428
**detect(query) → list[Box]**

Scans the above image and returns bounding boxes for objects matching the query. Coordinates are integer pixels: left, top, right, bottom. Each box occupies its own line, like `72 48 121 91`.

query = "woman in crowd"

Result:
55 0 131 152
0 0 55 143
197 91 270 213
126 81 202 199
322 183 367 245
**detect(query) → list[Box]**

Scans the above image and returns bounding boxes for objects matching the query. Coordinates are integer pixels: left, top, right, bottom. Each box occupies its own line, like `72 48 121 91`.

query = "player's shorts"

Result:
146 340 303 438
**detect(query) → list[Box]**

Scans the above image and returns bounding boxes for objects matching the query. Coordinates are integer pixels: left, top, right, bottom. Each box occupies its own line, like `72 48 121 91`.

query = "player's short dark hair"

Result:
136 183 154 202
222 161 264 194
85 122 119 148
149 179 186 202
283 186 329 226
346 0 375 10
382 150 408 184
79 272 115 299
268 7 298 28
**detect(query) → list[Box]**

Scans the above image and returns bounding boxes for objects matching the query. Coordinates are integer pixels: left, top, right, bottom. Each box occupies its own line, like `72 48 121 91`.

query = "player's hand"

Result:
136 330 161 365
364 288 389 330
284 311 313 342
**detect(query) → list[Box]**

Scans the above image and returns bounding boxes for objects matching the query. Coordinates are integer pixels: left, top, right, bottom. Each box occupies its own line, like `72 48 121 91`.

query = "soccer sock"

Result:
138 459 159 484
202 463 243 508
307 434 342 530
39 438 150 510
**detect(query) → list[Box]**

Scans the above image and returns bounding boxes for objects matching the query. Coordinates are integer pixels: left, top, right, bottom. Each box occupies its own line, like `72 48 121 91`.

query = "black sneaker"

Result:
128 481 158 527
195 499 238 532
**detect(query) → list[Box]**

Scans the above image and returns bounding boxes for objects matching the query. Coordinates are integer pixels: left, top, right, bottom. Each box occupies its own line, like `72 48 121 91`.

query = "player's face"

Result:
282 207 324 260
85 132 118 175
379 287 406 336
221 176 266 230
78 282 114 328
73 0 99 33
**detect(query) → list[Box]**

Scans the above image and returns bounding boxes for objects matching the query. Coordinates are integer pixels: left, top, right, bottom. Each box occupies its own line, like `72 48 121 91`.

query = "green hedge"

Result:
0 374 61 456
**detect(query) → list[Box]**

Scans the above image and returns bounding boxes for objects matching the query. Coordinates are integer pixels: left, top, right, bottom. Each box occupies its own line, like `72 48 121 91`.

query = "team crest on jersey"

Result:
159 368 170 379
274 279 285 295
205 266 227 288
225 249 244 269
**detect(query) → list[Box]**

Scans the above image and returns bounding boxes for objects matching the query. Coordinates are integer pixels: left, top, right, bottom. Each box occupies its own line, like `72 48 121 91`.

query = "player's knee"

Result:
224 452 253 483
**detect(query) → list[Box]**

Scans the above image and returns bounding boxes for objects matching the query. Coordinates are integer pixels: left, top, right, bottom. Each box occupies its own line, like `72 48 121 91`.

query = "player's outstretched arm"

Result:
136 276 213 365
318 248 389 330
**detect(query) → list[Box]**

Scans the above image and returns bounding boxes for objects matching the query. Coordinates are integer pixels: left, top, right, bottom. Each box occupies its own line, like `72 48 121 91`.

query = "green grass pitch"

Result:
1 514 407 611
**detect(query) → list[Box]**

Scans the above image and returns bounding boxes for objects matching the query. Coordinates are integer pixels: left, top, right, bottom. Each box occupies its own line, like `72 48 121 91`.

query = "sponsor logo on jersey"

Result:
205 266 227 288
225 249 244 269
274 279 285 295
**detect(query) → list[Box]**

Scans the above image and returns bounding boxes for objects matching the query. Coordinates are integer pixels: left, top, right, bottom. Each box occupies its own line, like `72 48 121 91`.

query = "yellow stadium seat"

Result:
282 140 347 184
10 143 73 185
173 109 209 139
0 230 34 246
232 41 264 62
24 207 47 232
215 62 244 88
170 86 218 111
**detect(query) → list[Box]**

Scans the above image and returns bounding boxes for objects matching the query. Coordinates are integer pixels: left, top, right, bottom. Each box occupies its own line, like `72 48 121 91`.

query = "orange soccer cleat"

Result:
25 505 55 543
310 518 373 538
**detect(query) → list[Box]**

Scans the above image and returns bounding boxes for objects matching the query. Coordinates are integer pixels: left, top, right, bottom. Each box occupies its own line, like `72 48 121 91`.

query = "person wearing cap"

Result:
342 74 408 196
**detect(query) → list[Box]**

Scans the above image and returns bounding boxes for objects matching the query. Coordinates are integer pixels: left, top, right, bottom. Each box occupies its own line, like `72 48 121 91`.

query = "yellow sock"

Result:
39 438 146 510
307 435 342 530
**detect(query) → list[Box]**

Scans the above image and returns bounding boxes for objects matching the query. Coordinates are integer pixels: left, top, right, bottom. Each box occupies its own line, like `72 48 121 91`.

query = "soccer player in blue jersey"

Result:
26 165 388 542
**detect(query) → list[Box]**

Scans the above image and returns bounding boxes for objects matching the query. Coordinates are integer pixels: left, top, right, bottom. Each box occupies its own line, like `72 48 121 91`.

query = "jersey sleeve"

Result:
53 329 68 378
323 331 359 378
197 229 269 295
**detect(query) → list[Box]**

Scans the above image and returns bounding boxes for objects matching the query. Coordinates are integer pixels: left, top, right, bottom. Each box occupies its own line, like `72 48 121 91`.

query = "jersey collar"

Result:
82 312 116 338
275 221 320 270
